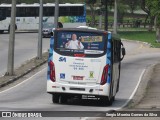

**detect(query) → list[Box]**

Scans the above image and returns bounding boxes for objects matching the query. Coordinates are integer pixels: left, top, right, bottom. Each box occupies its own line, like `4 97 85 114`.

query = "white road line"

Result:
117 69 146 110
81 69 146 120
0 67 47 94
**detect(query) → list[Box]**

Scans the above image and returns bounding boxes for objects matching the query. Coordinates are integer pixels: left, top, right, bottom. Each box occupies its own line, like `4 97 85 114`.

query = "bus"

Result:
47 28 125 106
0 3 86 33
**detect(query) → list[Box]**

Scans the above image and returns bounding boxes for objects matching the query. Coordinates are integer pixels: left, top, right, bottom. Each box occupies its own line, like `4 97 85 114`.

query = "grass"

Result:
118 31 160 48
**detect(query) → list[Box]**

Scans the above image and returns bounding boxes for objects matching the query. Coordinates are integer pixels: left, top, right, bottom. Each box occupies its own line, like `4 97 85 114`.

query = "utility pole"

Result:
54 0 59 28
113 0 118 34
99 12 102 29
6 0 16 75
37 0 43 59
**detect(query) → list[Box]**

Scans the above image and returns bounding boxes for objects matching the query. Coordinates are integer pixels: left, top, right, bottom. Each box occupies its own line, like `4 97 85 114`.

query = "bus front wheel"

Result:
0 30 4 34
8 24 17 33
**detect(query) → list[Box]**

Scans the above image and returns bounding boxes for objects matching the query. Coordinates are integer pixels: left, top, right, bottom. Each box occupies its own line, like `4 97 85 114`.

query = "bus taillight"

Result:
49 61 56 82
100 65 109 85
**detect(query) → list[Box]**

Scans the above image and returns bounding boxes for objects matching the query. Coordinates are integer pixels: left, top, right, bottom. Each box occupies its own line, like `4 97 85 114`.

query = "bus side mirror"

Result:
120 47 126 61
51 32 54 37
122 47 126 56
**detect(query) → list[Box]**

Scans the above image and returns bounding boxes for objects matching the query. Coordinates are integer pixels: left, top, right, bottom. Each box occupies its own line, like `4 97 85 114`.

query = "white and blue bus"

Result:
47 28 125 105
0 3 86 33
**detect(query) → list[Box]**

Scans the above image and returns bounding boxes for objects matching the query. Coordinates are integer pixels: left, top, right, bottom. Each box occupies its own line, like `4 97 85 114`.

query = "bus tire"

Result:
107 96 113 106
100 84 114 106
116 63 121 92
59 95 68 104
106 79 114 106
0 30 4 34
8 24 17 33
101 96 113 106
116 79 120 92
52 94 60 103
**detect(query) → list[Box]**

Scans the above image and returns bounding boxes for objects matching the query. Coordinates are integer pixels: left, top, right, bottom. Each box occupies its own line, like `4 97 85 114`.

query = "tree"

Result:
141 0 155 31
141 0 160 42
124 0 140 15
117 1 127 23
86 0 97 27
148 0 160 42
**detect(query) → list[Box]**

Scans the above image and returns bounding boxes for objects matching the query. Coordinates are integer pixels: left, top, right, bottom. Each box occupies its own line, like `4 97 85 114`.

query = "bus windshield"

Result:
54 31 107 57
0 8 6 21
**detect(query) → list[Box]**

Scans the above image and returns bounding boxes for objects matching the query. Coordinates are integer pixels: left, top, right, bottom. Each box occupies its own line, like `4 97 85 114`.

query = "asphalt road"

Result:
0 33 50 76
0 39 160 120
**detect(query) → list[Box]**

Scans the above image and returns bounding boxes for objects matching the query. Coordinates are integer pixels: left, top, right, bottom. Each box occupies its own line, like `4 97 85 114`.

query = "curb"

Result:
0 52 48 88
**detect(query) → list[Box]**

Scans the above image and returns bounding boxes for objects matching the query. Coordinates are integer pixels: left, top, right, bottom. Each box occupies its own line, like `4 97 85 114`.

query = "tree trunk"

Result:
144 15 148 28
156 27 160 42
148 16 154 31
155 15 160 42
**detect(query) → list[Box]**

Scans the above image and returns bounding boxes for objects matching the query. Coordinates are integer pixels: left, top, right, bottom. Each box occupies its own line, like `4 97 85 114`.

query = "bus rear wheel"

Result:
101 96 114 106
101 81 114 106
59 95 68 104
52 94 60 103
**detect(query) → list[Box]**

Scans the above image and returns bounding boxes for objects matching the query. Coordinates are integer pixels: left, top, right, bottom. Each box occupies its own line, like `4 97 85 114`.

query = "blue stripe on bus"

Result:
106 32 112 84
47 36 54 80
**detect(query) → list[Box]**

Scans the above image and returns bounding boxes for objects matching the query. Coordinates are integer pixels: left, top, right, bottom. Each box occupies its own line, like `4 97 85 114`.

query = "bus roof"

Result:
55 28 107 34
0 3 84 7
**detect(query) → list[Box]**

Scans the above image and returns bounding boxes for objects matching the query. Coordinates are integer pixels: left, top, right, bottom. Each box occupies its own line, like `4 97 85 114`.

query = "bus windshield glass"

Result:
55 31 107 56
0 8 6 21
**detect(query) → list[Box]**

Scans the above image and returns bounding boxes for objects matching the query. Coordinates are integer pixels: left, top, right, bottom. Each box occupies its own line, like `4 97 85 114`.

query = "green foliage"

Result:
146 0 160 26
117 1 127 23
85 0 97 4
123 0 140 14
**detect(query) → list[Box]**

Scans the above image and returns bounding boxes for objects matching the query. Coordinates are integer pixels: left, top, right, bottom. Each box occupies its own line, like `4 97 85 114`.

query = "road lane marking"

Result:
81 69 146 120
0 67 47 94
117 69 146 110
